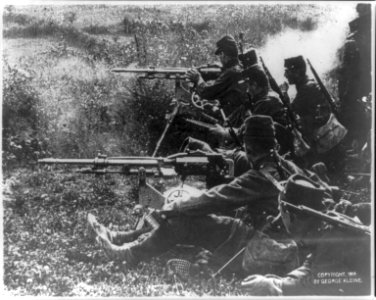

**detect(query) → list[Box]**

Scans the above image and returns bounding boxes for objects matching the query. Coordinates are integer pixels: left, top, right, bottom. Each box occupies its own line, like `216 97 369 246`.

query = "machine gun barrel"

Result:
111 66 222 80
38 152 234 179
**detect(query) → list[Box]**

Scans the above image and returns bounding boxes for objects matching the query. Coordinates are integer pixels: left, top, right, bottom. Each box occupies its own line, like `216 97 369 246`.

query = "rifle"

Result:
306 59 339 116
183 118 217 131
281 201 370 236
259 56 310 157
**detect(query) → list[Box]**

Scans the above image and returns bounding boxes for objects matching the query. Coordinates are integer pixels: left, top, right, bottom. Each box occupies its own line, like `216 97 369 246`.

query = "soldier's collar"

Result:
254 154 275 170
223 58 240 69
295 75 309 91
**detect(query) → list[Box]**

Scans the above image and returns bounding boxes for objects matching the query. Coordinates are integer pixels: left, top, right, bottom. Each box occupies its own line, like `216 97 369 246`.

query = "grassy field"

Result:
2 3 369 297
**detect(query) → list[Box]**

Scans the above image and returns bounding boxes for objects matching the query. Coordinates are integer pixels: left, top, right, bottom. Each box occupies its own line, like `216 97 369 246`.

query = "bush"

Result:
82 25 110 35
189 20 212 33
2 62 50 170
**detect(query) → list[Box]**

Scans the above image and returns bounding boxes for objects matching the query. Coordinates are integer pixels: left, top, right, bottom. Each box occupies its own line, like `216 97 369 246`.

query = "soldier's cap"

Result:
356 3 371 17
280 174 326 212
244 115 275 142
284 55 306 70
239 48 258 67
214 35 239 57
242 64 269 89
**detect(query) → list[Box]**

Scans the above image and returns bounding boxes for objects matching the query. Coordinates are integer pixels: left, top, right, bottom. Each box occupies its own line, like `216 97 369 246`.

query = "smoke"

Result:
259 3 358 87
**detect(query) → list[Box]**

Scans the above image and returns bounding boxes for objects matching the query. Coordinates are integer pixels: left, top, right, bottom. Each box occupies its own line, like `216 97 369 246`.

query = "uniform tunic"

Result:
196 58 247 127
282 227 371 295
120 155 306 269
291 77 330 145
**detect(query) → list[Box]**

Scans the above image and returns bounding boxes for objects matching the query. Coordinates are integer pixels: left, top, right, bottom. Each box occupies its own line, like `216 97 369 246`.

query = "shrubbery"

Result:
1 4 332 170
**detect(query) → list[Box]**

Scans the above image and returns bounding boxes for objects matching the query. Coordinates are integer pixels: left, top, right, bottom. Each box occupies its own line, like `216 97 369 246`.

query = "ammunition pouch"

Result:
313 113 347 153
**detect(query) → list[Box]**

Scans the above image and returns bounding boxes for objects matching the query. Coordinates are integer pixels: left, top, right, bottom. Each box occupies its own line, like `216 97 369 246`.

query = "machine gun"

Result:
112 65 222 157
260 56 311 157
112 65 222 81
39 151 234 205
281 201 370 236
307 59 339 117
38 152 233 179
39 151 234 230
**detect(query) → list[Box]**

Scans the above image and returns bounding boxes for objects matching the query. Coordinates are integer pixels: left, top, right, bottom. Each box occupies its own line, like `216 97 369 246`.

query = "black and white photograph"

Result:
1 1 374 297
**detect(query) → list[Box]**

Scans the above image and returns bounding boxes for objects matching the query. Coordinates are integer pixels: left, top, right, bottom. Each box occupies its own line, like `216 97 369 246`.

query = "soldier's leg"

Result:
96 214 252 268
110 227 151 245
87 213 150 245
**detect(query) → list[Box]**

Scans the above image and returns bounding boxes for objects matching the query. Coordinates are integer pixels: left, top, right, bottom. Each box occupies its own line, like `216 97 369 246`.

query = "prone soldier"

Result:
241 174 371 296
87 115 338 275
338 3 371 149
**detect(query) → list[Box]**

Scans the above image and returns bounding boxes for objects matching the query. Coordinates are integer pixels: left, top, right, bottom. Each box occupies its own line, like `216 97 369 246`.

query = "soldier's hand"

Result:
241 274 283 296
162 199 182 212
187 68 202 84
279 81 289 93
209 124 231 140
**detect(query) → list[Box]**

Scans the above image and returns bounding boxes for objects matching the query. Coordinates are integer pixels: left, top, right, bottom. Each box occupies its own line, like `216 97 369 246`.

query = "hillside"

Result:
2 3 370 297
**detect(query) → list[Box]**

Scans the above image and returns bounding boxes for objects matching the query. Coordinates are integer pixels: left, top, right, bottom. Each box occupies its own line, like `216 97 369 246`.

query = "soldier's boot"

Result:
97 224 177 267
87 213 149 245
110 227 151 245
96 234 139 267
87 213 113 242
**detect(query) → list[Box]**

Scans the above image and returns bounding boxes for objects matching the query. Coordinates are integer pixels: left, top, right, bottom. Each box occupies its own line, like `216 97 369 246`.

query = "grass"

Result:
3 169 246 296
2 3 370 296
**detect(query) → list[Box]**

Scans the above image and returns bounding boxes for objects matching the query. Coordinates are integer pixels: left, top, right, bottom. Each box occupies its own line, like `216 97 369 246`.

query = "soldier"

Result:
283 55 346 172
87 115 336 273
209 64 293 156
338 3 371 149
186 35 248 128
241 174 371 296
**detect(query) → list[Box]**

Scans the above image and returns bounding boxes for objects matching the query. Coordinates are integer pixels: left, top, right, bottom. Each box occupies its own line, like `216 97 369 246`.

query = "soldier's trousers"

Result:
109 214 253 270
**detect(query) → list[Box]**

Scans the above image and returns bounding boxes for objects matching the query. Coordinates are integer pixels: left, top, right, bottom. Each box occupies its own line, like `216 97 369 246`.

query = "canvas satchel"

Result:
313 113 347 153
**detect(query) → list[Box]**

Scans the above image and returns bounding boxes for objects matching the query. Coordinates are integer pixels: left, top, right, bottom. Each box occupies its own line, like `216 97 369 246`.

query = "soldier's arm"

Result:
241 258 314 296
196 69 239 100
174 170 278 216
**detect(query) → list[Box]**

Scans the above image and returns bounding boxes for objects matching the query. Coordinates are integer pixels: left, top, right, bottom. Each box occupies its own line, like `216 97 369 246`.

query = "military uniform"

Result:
90 117 332 274
214 65 292 155
249 91 288 127
291 78 330 146
338 4 371 144
93 154 303 272
241 175 371 296
239 90 292 155
284 228 370 295
284 56 348 171
189 35 248 128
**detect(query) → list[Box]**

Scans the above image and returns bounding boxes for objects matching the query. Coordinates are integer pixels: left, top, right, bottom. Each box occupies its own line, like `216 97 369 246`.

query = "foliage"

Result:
2 62 50 169
2 3 333 168
3 169 249 296
2 4 370 296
